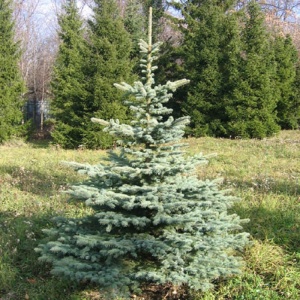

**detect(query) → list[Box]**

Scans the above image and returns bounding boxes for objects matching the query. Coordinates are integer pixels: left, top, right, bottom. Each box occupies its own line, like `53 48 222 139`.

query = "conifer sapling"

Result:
36 8 250 296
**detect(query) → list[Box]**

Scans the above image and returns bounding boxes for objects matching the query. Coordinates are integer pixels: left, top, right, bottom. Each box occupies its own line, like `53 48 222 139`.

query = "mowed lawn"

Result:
0 131 299 299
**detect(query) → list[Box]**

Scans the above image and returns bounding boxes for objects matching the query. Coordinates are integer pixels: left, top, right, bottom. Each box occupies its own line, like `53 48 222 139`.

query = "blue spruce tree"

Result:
36 8 249 298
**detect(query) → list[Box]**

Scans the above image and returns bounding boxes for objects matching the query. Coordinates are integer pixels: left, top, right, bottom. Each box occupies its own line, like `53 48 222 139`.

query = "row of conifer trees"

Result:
50 0 165 149
1 0 300 146
0 0 25 143
48 0 300 147
173 0 300 139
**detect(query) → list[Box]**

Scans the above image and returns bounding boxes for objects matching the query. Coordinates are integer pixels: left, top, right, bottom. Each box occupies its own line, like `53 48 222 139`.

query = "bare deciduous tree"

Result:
13 0 59 129
237 1 300 52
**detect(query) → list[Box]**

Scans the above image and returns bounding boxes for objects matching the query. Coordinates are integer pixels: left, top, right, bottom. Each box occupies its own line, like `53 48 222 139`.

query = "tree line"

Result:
1 0 300 147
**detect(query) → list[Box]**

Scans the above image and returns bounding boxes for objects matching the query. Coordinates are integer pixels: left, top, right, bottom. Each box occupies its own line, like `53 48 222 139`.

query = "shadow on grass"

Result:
27 138 53 149
225 176 300 198
0 165 77 196
0 210 87 299
230 178 300 253
235 204 300 253
268 179 299 197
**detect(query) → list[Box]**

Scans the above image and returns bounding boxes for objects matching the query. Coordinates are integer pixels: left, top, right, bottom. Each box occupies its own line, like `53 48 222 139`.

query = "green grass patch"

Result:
0 131 299 299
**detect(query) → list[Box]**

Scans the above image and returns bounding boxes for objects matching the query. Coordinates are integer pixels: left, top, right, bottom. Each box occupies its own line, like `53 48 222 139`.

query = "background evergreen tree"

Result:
36 9 249 298
83 0 134 149
154 40 185 119
0 0 25 143
273 35 300 129
50 0 88 149
218 8 244 136
177 0 241 136
124 0 147 64
226 1 280 138
141 0 166 39
291 62 300 129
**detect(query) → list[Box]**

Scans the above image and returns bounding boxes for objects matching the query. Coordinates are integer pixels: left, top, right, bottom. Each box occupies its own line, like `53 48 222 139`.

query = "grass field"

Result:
0 131 299 299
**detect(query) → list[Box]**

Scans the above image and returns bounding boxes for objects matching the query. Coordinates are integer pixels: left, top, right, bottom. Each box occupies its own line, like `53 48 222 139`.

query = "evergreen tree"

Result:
226 1 280 138
83 0 134 149
36 9 249 298
218 8 244 135
178 0 241 136
273 35 300 129
0 0 25 143
155 39 185 119
124 0 147 62
291 62 300 129
142 0 166 39
50 0 89 149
